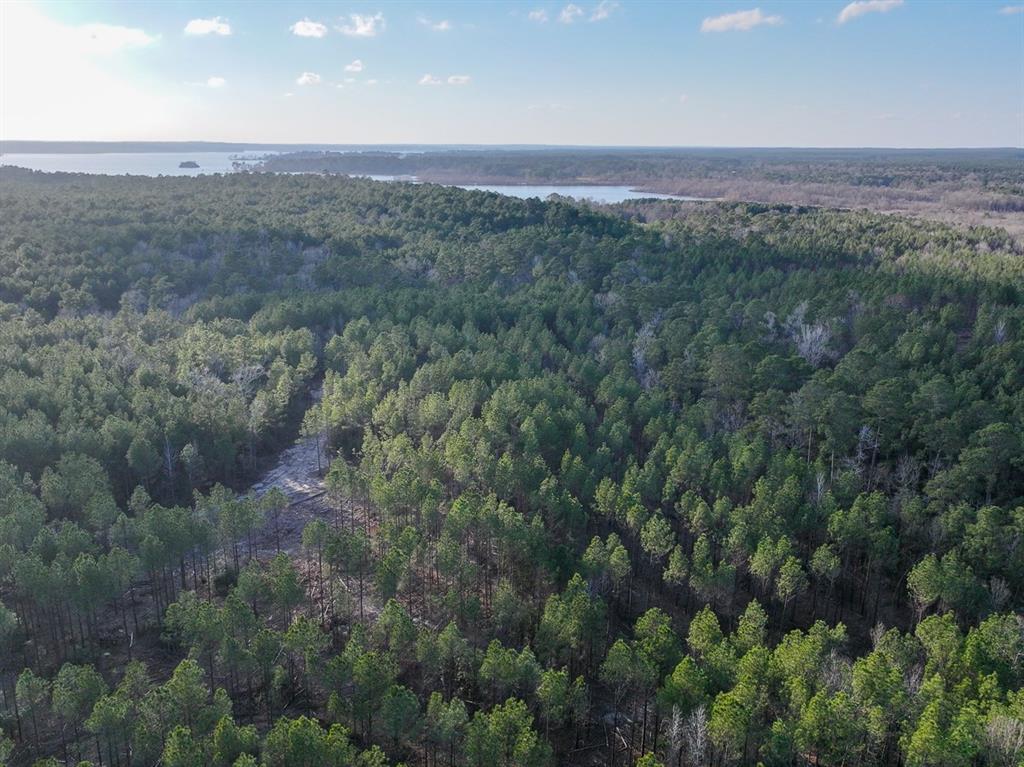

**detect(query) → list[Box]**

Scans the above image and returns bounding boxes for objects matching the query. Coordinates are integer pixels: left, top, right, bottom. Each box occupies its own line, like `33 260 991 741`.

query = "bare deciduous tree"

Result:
632 313 663 391
989 577 1011 612
666 705 685 767
683 705 709 767
985 714 1024 767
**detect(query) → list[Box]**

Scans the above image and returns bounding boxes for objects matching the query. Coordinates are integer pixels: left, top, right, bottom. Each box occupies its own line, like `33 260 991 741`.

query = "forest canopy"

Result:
0 166 1021 767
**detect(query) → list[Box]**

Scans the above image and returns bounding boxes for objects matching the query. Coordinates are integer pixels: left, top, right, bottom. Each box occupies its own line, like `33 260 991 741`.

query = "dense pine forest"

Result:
0 166 1022 767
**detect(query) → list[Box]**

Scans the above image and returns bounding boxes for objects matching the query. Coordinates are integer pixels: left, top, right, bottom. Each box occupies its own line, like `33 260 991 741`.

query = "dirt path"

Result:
250 385 326 501
244 391 386 624
247 387 338 557
249 434 325 500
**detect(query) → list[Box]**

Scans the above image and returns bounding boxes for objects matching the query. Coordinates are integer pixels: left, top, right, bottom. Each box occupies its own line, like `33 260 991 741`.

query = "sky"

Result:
1 0 1022 147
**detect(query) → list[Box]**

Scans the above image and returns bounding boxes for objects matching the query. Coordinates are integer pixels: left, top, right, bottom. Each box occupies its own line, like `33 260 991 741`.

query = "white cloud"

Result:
419 16 452 31
701 8 782 32
290 18 327 37
345 59 364 73
338 13 385 37
590 1 619 21
837 0 903 24
1 4 168 140
679 94 689 104
184 17 231 36
206 76 226 88
366 78 379 86
296 71 321 86
447 75 471 85
419 73 443 86
559 4 584 23
998 4 1024 13
528 9 549 22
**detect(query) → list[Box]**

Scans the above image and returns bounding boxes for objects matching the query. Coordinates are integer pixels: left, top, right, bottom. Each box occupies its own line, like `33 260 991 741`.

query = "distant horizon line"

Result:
2 140 1022 154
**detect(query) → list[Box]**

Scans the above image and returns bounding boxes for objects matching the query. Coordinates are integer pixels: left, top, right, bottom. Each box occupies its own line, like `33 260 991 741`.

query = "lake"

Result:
0 151 273 176
457 184 699 204
0 153 706 203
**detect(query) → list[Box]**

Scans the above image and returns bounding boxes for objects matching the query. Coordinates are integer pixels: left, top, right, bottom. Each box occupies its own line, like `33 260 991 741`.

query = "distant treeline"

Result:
256 147 1024 185
257 148 1024 229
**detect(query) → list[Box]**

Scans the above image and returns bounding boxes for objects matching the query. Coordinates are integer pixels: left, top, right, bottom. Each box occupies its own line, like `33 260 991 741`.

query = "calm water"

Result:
1 153 705 203
0 151 274 176
457 184 698 203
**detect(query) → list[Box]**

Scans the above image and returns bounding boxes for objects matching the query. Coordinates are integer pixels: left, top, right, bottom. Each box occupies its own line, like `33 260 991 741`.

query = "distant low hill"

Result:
0 140 568 154
0 140 257 153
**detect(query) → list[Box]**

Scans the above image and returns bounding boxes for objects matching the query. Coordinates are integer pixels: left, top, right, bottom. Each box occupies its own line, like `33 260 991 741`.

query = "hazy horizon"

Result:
3 141 1022 152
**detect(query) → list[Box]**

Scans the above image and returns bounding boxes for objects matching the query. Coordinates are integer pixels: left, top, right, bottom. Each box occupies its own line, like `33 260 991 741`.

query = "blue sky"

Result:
2 0 1021 146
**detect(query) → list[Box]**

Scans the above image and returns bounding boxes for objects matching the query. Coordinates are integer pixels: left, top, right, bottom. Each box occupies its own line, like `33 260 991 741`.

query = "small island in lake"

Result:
178 160 199 168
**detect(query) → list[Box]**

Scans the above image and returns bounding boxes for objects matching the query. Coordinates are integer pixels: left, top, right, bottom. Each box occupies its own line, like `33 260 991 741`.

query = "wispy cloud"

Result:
998 4 1024 13
345 59 364 73
590 1 619 22
837 0 903 24
701 8 782 32
73 24 158 53
679 94 689 104
184 17 231 36
296 72 321 86
419 73 471 86
559 4 584 23
418 16 452 31
338 13 385 37
206 76 226 88
539 2 614 24
290 19 327 38
7 10 158 59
